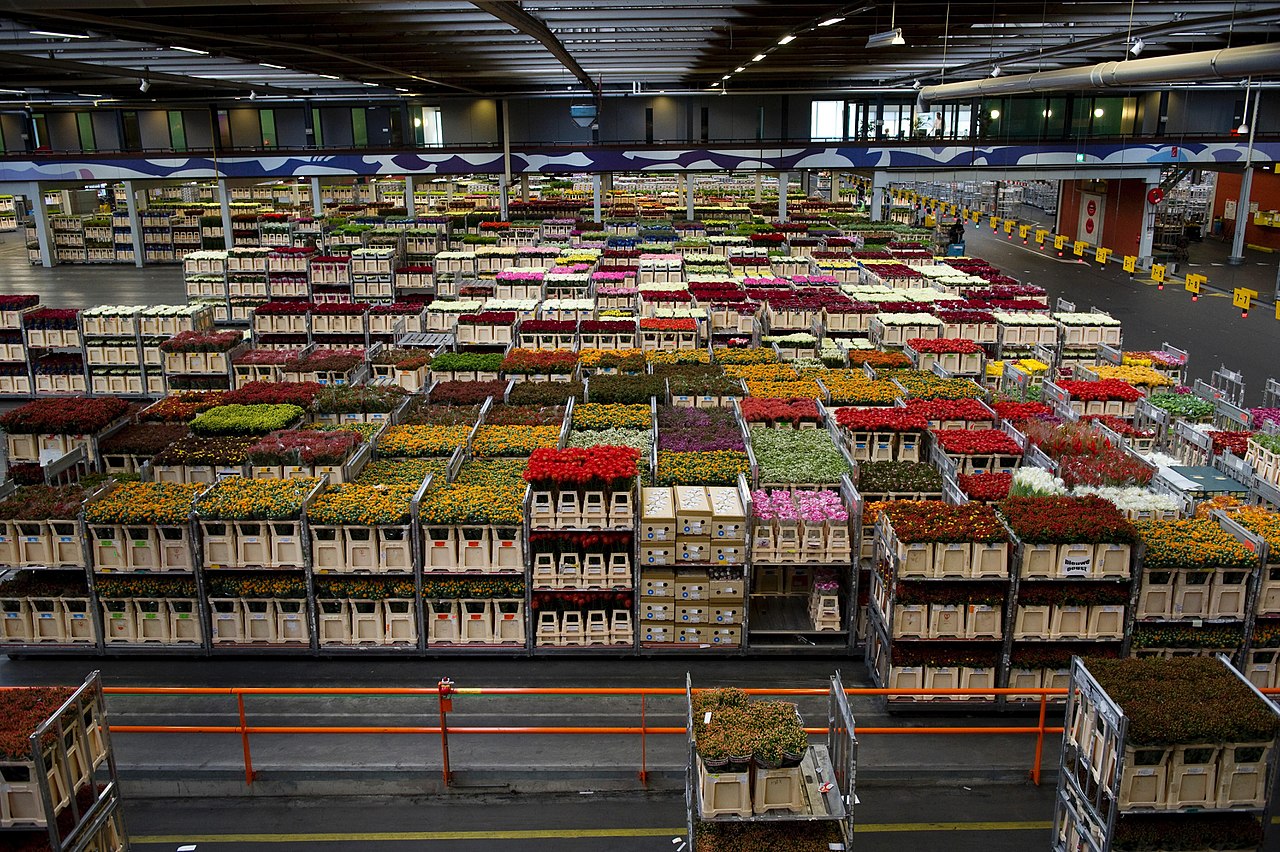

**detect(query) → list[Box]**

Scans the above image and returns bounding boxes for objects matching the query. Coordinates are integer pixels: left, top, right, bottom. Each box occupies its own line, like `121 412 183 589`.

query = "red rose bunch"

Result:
882 500 1008 543
933 428 1022 456
500 348 578 375
999 496 1138 544
835 407 928 432
1208 431 1253 457
738 397 820 427
457 312 517 325
958 472 1013 502
638 318 698 332
907 337 984 354
520 319 578 334
903 398 993 423
1058 379 1142 402
523 445 641 492
991 401 1055 423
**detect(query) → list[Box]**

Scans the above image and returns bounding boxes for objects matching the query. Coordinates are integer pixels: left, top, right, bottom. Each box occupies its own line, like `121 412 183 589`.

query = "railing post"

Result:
639 693 648 787
1032 691 1048 786
237 692 255 785
437 678 454 787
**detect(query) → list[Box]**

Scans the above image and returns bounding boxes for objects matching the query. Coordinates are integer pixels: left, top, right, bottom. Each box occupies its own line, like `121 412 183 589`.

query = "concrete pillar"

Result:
404 175 416 219
122 180 144 268
1228 166 1254 266
310 177 322 217
754 172 762 203
1138 178 1160 268
829 171 839 203
778 172 789 222
499 180 509 221
870 172 889 222
520 174 529 202
592 174 602 224
685 173 695 222
26 183 53 268
217 179 234 251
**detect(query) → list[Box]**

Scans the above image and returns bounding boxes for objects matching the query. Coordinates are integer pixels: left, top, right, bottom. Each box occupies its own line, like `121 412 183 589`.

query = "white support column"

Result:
592 174 602 224
310 177 323 217
1138 178 1160 268
1229 86 1262 266
871 172 889 222
26 182 53 268
829 171 839 203
218 178 234 251
685 173 695 221
520 174 529 202
754 172 763 202
122 180 145 268
404 175 416 219
499 180 509 221
777 171 789 222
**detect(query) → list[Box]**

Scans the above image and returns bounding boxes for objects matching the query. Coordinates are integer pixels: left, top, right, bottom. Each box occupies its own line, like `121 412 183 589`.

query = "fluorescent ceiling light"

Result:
734 66 745 73
317 74 339 80
865 28 905 48
170 45 208 54
261 63 285 70
0 88 27 94
752 53 766 62
722 74 731 80
362 82 377 86
30 30 88 39
395 87 409 92
76 93 103 98
778 34 796 45
819 17 845 26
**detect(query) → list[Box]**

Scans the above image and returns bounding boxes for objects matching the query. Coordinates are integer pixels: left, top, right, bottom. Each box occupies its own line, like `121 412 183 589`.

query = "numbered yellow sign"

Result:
971 210 981 223
1233 288 1259 310
961 207 970 219
1003 220 1015 234
1096 247 1112 265
1053 235 1068 250
1034 229 1049 245
1122 255 1137 274
1073 241 1087 257
1151 264 1166 283
948 203 957 215
1019 224 1031 239
1185 273 1205 294
989 215 1000 229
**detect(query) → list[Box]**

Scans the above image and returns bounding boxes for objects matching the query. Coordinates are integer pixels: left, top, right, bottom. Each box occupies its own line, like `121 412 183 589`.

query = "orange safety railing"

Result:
102 682 1083 789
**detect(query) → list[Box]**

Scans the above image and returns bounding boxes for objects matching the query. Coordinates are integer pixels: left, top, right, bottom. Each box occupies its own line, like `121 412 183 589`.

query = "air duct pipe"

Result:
919 42 1280 106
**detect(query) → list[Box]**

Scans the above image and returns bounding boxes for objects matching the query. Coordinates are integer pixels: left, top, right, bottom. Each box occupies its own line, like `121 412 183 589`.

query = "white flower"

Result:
1010 467 1068 496
1073 485 1179 513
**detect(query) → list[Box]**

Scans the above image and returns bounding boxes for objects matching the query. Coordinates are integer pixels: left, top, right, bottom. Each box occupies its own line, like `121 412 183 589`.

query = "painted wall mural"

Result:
0 142 1275 183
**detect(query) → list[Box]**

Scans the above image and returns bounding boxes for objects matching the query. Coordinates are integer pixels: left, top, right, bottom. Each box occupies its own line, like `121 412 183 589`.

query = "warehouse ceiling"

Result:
0 0 1275 103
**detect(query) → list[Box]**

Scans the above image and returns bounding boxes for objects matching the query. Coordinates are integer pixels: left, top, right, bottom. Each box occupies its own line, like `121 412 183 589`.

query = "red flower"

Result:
739 397 819 427
957 472 1012 502
523 446 641 491
907 337 984 355
835 407 928 432
904 399 993 422
1058 379 1142 402
933 428 1021 455
639 318 697 332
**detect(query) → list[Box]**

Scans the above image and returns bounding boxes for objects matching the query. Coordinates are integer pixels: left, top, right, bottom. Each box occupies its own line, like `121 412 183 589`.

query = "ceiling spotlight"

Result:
1094 107 1105 118
722 74 731 80
818 17 845 26
1237 122 1249 134
249 90 257 101
1129 37 1144 56
865 28 905 48
752 53 766 62
912 80 921 90
991 66 1002 77
989 109 1001 119
734 66 745 72
778 34 796 45
138 78 150 93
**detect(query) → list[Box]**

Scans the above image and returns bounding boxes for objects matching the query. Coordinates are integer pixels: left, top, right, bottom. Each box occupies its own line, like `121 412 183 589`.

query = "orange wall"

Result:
1212 170 1280 251
1057 179 1148 256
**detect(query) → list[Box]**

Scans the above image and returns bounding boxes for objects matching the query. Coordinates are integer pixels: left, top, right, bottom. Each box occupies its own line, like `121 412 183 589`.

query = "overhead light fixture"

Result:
991 66 1002 77
1043 109 1052 117
1129 37 1144 56
395 87 409 93
170 45 208 55
138 78 150 93
778 34 796 45
734 66 745 72
30 30 88 39
819 17 845 26
362 82 377 87
77 93 103 98
1094 107 1105 118
261 63 285 70
989 109 1001 119
317 74 339 80
1237 121 1249 134
249 90 257 101
912 80 921 90
0 89 26 95
752 53 766 62
865 28 905 48
722 74 731 80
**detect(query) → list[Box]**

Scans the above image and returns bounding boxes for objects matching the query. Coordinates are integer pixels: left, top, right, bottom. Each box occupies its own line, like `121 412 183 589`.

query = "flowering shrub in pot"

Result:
86 482 202 526
97 423 190 459
195 477 320 520
750 427 852 484
429 380 508 406
739 397 820 427
508 381 584 406
420 459 526 525
191 404 305 437
0 397 130 435
160 330 244 353
378 425 470 458
223 381 322 408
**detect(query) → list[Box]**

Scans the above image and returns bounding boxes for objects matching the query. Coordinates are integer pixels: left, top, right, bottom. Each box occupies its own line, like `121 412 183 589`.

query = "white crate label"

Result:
1061 557 1091 577
250 615 266 620
278 538 292 544
283 615 298 621
243 537 259 543
946 544 964 550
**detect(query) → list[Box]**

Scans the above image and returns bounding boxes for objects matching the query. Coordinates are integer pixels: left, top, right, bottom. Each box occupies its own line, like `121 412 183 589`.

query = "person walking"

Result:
948 220 965 247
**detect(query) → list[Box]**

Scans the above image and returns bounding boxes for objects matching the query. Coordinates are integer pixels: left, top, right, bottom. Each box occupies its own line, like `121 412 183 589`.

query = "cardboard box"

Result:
713 544 746 565
678 538 713 563
675 486 712 535
640 571 675 598
677 605 707 624
640 487 676 542
640 545 674 567
710 579 744 600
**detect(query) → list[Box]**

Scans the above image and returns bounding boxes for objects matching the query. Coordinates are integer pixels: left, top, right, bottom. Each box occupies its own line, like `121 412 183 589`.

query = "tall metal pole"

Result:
1228 84 1261 266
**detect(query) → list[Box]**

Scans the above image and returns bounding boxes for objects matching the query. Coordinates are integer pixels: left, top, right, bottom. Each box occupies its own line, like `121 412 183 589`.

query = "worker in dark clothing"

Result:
948 220 965 246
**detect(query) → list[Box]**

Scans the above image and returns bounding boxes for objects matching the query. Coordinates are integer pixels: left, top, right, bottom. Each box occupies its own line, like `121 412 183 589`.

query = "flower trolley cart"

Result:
684 675 856 851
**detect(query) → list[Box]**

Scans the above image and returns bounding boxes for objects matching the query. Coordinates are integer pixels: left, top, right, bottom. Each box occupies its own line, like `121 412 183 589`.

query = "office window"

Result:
167 110 187 151
311 108 324 147
32 114 48 149
352 108 368 147
122 111 141 150
260 109 277 148
645 108 654 144
810 100 845 141
216 109 232 149
75 113 95 152
848 102 871 139
414 106 442 146
700 107 709 143
757 106 765 142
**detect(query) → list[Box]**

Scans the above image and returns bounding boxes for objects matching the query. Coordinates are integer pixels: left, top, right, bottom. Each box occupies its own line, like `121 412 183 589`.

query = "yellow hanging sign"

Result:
948 203 957 215
971 210 981 223
989 215 1000 229
1053 235 1068 250
1096 247 1112 264
1233 288 1258 310
1151 264 1166 282
1122 255 1137 273
1003 220 1015 234
1019 224 1031 239
1034 229 1049 245
1073 241 1087 257
1185 273 1205 294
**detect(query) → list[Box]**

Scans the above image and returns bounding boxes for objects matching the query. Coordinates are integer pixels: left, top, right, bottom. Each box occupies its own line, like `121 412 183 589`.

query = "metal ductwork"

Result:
919 42 1280 106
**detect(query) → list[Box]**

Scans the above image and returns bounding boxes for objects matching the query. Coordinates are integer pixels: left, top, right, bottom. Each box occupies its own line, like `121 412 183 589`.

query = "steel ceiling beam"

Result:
0 50 303 95
470 0 600 99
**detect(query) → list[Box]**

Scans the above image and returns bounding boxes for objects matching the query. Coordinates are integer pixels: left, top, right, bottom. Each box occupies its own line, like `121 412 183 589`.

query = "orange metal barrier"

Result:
100 682 1090 788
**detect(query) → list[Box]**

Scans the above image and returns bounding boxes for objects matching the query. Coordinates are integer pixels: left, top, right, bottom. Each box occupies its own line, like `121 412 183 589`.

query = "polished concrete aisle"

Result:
0 230 186 308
